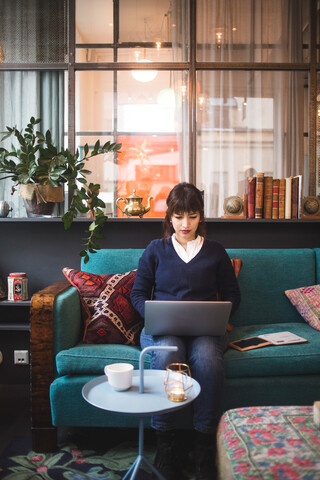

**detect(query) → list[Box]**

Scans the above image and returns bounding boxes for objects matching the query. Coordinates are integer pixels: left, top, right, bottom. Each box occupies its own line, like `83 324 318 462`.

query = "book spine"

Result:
291 176 299 219
279 178 286 219
263 176 273 219
247 177 256 219
295 175 303 218
285 177 292 219
272 179 280 219
255 173 264 219
243 193 248 218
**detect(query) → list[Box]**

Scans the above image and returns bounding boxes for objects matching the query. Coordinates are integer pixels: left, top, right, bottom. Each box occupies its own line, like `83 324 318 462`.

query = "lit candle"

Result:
168 387 186 402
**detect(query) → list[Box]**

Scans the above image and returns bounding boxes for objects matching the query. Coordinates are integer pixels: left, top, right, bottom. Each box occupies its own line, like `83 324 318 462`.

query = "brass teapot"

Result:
116 189 153 217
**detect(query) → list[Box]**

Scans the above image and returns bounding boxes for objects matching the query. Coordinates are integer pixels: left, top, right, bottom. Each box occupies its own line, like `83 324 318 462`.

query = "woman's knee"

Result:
151 336 186 369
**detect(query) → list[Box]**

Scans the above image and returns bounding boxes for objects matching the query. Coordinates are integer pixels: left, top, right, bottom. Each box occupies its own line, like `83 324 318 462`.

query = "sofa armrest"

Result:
30 279 73 451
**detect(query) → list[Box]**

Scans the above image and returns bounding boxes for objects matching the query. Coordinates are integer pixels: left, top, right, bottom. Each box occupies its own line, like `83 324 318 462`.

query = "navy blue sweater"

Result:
130 237 241 319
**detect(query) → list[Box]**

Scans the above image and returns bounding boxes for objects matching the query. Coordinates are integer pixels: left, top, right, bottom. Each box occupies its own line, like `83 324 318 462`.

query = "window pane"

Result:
196 70 308 218
196 0 309 63
75 70 189 217
0 71 65 217
76 0 113 62
75 139 117 216
76 71 114 133
0 0 67 64
119 0 189 62
76 0 113 44
116 70 189 218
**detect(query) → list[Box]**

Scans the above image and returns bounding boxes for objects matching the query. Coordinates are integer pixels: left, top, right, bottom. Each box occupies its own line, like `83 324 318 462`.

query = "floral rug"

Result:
218 406 320 480
0 438 156 479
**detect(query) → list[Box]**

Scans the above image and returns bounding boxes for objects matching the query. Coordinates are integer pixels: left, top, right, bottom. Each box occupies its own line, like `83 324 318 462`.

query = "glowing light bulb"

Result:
131 59 158 83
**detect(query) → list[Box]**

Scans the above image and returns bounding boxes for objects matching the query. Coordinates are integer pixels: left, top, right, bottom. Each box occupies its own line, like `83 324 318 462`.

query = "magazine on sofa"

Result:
258 331 307 345
229 331 307 351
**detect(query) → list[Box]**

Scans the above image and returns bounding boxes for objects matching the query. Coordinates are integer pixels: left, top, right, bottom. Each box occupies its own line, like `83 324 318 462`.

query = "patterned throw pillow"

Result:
285 284 320 331
63 268 143 345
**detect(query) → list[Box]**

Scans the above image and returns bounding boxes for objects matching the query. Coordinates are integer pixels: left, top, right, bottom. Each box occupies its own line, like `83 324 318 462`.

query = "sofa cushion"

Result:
285 284 320 331
56 343 151 375
63 268 143 345
80 249 145 275
226 249 316 327
225 322 320 378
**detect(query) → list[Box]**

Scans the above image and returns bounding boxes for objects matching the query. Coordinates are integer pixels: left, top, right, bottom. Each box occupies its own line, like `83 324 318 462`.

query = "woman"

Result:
130 182 241 480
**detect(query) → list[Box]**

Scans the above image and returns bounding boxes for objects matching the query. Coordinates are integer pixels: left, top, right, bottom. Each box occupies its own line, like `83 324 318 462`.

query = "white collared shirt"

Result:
172 234 204 263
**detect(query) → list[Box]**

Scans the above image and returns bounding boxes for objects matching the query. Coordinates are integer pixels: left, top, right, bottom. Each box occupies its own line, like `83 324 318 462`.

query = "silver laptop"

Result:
144 300 232 336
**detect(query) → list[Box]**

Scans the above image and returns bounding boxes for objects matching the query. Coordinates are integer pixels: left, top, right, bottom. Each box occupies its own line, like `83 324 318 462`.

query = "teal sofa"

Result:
31 248 320 452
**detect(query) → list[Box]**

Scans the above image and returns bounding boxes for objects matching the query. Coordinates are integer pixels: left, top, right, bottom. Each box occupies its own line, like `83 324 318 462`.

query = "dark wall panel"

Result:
0 218 319 296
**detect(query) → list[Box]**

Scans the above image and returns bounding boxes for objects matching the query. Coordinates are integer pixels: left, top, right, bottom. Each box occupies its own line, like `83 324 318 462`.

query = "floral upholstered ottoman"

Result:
217 406 320 479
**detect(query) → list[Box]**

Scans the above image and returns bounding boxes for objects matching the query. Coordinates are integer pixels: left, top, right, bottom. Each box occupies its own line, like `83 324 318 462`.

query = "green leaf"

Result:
83 253 90 264
62 211 76 230
93 139 100 153
45 129 52 144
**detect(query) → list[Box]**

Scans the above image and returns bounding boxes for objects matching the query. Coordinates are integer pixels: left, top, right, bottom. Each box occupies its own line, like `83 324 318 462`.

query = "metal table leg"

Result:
122 417 166 480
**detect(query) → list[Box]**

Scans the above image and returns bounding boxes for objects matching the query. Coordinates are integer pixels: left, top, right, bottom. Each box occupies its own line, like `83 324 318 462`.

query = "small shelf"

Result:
0 323 30 331
0 300 31 306
0 300 31 334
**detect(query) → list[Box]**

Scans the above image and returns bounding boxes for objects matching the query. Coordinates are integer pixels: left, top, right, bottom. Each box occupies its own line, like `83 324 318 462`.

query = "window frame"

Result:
0 0 317 216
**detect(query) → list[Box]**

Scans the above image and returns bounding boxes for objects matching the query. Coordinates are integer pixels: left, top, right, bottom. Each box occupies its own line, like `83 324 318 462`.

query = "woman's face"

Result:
171 211 201 244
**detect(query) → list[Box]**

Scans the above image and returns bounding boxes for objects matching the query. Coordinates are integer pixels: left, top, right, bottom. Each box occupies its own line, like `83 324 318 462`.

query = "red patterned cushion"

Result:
62 268 143 345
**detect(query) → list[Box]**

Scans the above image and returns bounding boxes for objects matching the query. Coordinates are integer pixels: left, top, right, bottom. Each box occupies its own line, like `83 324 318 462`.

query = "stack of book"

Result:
247 173 302 219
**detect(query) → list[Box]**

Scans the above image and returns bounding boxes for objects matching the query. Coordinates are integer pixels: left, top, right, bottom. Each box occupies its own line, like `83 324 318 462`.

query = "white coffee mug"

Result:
104 363 134 391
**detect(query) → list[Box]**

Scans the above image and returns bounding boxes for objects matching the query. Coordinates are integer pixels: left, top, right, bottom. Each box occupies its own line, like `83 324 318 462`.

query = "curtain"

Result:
196 0 307 217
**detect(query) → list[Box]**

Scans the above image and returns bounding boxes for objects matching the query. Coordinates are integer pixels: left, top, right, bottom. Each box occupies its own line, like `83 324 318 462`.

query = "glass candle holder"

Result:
164 363 193 402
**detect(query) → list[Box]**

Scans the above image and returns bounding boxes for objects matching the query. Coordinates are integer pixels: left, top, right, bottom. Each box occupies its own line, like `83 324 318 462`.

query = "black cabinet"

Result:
0 300 30 384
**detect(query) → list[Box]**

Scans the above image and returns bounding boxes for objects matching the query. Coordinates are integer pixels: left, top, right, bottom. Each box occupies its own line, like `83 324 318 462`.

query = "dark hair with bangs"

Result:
162 182 206 241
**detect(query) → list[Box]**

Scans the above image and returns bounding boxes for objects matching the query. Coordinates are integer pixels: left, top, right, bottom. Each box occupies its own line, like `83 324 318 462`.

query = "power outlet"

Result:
14 350 29 365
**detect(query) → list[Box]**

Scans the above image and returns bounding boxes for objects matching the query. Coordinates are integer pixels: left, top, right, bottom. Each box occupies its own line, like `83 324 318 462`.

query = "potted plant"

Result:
0 116 121 263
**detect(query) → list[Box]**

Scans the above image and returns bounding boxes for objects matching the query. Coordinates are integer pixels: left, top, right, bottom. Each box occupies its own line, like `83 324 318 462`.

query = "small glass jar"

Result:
164 363 193 402
7 272 28 301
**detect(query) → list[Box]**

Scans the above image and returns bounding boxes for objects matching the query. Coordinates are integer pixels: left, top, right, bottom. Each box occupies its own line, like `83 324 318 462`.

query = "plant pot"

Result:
19 184 64 217
23 198 57 217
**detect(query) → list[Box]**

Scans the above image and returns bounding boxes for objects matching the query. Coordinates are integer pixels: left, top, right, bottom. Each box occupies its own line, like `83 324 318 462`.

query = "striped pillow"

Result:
285 284 320 331
231 258 243 278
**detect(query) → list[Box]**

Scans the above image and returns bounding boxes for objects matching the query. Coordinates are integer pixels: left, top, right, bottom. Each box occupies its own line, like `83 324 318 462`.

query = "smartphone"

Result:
229 336 272 351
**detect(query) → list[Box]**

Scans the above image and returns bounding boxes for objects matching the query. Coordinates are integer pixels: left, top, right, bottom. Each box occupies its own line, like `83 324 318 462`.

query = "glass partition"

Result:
196 70 308 217
75 70 189 217
76 0 189 63
196 0 309 63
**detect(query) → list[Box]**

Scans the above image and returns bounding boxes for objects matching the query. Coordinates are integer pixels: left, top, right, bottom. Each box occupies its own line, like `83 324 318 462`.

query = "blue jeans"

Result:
140 328 229 434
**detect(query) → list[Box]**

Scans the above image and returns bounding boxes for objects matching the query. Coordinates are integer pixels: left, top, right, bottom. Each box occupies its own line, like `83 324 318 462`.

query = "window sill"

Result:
0 216 319 223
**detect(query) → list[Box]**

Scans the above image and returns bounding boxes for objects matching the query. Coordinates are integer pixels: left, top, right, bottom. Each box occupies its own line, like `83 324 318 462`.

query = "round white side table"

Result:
82 347 200 480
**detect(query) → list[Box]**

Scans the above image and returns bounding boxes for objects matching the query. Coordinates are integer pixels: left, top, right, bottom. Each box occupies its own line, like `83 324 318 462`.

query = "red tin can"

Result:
7 272 28 301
